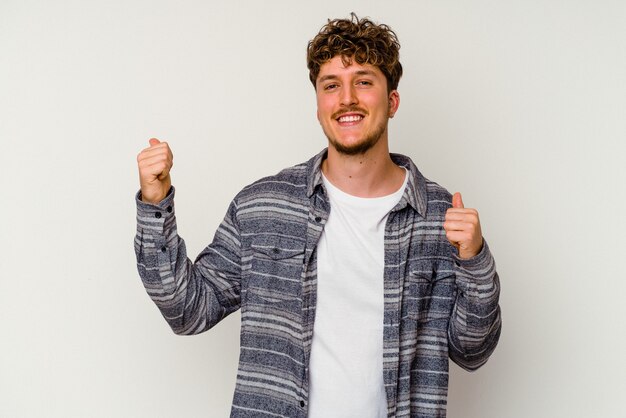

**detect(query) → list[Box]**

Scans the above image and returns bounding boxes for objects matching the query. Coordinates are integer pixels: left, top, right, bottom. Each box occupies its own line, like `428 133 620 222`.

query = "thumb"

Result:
149 138 161 147
452 192 464 209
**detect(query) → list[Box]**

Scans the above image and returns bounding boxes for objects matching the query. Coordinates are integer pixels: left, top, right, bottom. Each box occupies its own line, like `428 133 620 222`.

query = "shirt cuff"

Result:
452 238 490 269
452 239 497 287
135 186 176 235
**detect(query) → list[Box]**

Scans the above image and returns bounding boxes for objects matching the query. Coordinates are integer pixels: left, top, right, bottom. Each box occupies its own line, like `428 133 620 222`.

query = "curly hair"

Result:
307 13 403 92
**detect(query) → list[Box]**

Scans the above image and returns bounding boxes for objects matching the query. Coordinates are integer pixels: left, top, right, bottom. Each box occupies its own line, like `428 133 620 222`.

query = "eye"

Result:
357 80 372 86
324 83 339 91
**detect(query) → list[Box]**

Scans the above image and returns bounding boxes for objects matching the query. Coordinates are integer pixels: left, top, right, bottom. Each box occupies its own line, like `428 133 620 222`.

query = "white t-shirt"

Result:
308 169 408 418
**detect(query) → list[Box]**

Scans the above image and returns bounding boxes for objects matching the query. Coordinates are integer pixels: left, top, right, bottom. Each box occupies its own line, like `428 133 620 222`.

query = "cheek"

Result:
316 98 334 119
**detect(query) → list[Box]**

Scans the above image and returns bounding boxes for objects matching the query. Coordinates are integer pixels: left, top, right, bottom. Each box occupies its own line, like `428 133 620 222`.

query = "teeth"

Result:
338 115 362 123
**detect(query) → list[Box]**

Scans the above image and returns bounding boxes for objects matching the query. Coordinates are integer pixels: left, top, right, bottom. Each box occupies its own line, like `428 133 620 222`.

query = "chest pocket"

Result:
247 234 305 304
251 234 306 260
403 262 456 323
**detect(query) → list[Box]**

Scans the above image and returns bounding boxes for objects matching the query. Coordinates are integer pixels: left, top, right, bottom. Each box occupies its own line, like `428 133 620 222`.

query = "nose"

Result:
339 84 358 107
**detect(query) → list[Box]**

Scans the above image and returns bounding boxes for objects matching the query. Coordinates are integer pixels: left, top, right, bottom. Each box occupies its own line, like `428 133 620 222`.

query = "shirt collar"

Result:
306 148 428 217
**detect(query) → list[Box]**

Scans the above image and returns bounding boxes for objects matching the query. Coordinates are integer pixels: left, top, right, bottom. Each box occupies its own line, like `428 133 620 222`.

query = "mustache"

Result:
331 106 368 120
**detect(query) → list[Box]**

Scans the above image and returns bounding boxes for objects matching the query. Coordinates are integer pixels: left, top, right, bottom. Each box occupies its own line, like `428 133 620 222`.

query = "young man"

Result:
135 14 501 418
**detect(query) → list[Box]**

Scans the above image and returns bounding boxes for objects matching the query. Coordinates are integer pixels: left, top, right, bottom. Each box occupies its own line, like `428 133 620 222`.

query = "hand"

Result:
137 138 173 204
444 192 484 259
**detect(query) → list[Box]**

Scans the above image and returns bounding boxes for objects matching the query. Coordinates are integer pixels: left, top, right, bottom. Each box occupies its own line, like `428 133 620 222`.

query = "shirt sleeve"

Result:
447 240 502 371
134 186 242 335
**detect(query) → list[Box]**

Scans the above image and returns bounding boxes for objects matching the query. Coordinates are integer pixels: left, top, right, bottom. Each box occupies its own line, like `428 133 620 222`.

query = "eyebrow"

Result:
317 69 378 84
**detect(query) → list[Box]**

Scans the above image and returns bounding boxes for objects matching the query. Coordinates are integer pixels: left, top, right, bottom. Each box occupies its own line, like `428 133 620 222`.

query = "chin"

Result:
329 136 379 156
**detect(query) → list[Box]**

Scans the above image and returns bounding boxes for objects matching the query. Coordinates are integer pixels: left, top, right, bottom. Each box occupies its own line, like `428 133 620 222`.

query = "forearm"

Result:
134 187 239 334
448 240 502 370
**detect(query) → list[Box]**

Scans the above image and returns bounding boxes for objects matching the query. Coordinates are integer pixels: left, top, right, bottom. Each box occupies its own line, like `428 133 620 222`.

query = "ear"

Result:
388 90 400 118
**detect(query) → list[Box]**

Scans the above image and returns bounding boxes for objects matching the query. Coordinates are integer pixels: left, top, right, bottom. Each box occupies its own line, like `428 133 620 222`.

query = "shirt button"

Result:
272 248 280 254
314 216 322 223
299 400 305 407
155 212 162 219
166 206 172 213
161 246 166 253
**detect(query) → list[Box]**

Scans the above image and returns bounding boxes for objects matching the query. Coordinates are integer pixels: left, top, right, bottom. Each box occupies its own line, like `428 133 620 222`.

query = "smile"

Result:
337 114 364 123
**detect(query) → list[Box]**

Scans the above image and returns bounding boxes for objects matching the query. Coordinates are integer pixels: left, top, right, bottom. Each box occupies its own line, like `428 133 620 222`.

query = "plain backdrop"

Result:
1 1 625 417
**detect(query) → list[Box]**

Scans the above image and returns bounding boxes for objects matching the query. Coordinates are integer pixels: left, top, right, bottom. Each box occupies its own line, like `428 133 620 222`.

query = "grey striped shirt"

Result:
134 148 501 417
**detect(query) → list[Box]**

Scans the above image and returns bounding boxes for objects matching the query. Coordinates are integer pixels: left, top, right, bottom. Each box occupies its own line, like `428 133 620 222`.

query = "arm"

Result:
447 242 502 370
444 192 502 370
134 139 241 335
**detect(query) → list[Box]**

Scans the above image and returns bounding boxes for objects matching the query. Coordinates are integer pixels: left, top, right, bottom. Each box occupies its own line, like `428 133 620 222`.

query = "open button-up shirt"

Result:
135 149 502 417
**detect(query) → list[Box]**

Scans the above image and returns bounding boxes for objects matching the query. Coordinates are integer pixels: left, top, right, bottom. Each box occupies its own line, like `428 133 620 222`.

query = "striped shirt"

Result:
134 148 502 417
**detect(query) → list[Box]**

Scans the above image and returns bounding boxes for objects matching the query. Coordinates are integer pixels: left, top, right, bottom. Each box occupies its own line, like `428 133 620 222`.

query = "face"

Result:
315 55 399 156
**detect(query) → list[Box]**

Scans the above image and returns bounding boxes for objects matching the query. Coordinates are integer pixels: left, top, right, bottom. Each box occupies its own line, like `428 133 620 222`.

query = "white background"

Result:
1 0 625 417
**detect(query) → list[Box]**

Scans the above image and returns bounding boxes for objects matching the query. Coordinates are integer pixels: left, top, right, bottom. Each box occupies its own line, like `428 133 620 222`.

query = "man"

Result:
135 14 501 418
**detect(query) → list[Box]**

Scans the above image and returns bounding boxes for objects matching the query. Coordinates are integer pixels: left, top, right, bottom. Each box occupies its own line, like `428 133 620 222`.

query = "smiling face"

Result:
316 55 400 156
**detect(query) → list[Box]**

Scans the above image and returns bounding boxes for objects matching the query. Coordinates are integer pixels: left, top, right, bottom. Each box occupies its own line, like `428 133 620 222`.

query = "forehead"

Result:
317 55 385 79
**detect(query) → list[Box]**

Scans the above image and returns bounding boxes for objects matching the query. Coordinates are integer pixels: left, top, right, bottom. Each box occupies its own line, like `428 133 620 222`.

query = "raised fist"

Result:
137 138 173 204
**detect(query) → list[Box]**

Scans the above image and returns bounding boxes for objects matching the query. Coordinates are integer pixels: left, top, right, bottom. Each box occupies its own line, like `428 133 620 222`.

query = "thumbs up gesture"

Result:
444 192 484 259
137 138 173 204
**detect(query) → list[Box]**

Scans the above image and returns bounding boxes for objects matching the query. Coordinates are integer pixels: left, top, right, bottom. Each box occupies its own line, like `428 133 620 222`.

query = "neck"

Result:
322 138 405 198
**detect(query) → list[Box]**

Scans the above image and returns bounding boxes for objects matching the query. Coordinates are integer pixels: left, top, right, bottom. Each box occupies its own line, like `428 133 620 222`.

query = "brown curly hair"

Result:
307 13 403 93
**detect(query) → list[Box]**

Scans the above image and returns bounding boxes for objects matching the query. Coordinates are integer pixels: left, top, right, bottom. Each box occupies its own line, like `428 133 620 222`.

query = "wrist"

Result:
139 186 172 205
